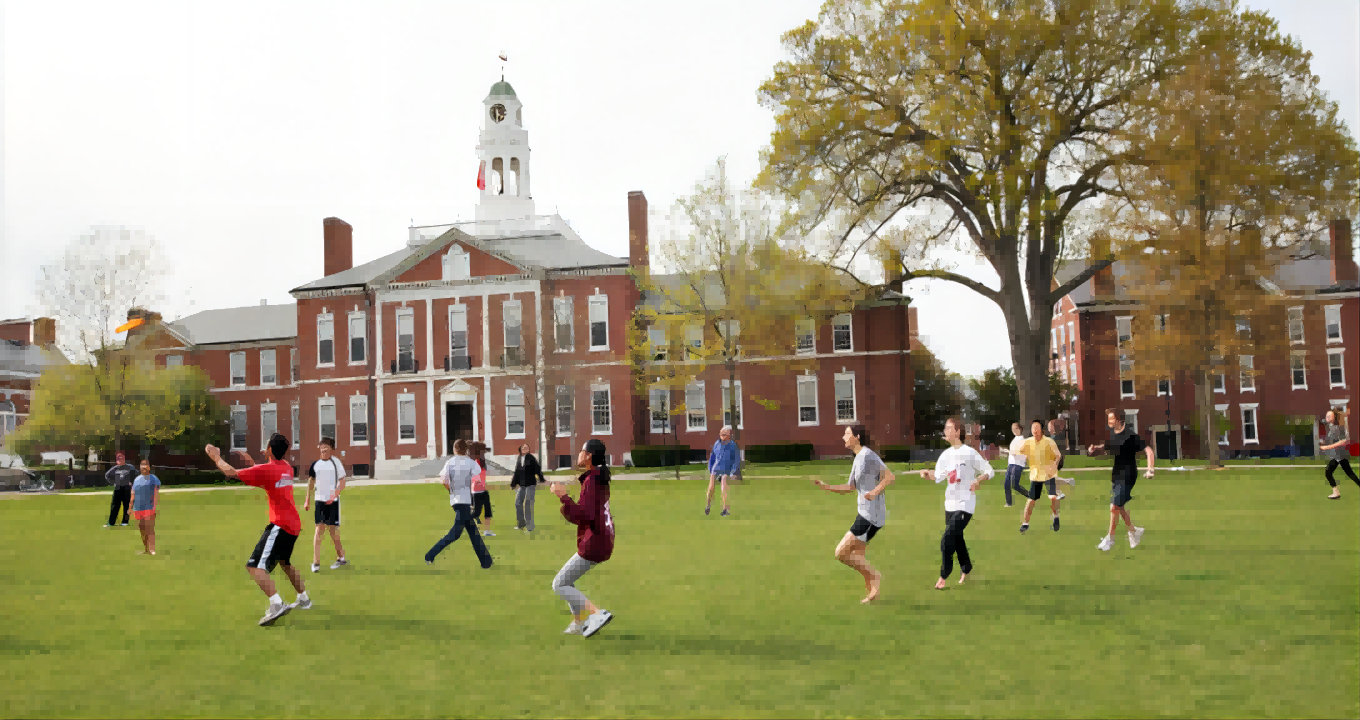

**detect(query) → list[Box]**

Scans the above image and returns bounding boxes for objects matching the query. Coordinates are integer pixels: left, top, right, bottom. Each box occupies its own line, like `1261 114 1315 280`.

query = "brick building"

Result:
0 317 66 450
1052 220 1358 459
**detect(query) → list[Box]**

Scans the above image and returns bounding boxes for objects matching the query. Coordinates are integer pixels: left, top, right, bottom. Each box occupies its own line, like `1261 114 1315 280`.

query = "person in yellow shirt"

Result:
1014 419 1063 533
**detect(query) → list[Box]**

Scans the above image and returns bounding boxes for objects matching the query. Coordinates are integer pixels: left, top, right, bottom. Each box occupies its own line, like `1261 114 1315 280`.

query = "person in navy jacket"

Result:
548 438 615 638
705 425 739 517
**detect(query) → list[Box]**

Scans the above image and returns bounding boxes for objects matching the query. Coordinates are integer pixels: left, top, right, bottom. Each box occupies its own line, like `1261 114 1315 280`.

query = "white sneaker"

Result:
483 531 496 537
292 595 313 610
258 601 291 626
562 620 582 635
1057 492 1066 500
311 563 321 573
1128 526 1145 549
330 559 348 569
1097 535 1114 552
582 609 613 638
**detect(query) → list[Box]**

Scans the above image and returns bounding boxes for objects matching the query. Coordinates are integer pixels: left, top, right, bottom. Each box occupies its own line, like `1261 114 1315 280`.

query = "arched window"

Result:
442 245 471 281
509 158 520 197
516 107 522 127
0 400 16 440
491 158 505 195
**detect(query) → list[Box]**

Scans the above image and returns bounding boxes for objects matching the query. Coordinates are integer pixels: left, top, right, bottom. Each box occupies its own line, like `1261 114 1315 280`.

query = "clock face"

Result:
490 104 507 123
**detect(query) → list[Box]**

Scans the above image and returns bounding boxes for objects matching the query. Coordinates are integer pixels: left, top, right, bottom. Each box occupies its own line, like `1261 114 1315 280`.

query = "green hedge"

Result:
880 445 911 463
630 445 692 468
746 443 814 464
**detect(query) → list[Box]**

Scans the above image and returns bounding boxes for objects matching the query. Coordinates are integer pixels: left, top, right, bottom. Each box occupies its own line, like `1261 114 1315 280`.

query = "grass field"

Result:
3 462 1357 719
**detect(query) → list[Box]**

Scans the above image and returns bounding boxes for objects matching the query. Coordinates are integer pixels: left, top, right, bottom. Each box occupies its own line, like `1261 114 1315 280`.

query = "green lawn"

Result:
2 466 1356 719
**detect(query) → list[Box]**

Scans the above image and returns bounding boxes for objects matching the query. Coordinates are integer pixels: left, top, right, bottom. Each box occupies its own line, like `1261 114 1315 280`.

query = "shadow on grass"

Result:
591 632 841 660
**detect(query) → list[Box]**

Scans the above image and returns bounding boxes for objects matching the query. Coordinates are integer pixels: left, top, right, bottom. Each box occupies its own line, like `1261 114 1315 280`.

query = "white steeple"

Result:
475 77 535 227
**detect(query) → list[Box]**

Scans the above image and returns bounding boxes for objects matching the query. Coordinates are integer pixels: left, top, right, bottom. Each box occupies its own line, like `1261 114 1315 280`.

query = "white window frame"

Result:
503 299 523 350
259 349 277 387
555 385 573 437
317 313 335 367
590 383 612 435
1157 376 1172 396
290 347 299 384
350 395 369 446
797 375 819 427
553 296 575 352
1067 320 1075 356
396 307 416 373
834 372 857 423
685 381 707 433
1069 360 1077 387
164 354 183 367
832 313 853 353
291 402 300 449
230 351 247 388
1124 409 1139 435
348 311 367 365
319 397 337 444
1287 306 1305 345
795 316 815 355
588 295 609 351
505 387 526 439
1324 304 1343 344
1328 349 1346 388
230 405 248 451
449 304 469 365
1116 316 1134 398
647 325 667 361
721 379 744 430
1239 355 1255 393
397 393 416 444
685 325 703 361
1214 403 1230 445
1213 370 1225 393
260 403 278 451
649 386 670 433
1240 403 1259 445
1290 351 1308 390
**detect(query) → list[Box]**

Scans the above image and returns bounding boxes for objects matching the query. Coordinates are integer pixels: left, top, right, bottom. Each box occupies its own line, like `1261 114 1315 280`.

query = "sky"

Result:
2 0 1357 377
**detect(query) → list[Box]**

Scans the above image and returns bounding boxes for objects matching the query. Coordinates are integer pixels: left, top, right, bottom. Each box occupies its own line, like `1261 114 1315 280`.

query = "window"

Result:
1329 349 1345 387
449 305 469 368
1291 352 1307 390
1059 324 1068 360
795 317 815 355
1125 410 1139 435
319 398 336 443
1213 372 1225 393
1324 305 1342 343
797 376 818 426
1157 377 1171 396
833 313 852 352
588 295 609 350
291 348 299 384
397 308 415 373
1214 404 1230 445
1116 316 1134 398
1155 314 1169 334
350 396 368 445
719 319 740 351
397 394 416 442
721 380 743 429
685 325 703 360
1051 328 1058 364
591 385 612 434
506 387 526 438
1240 404 1259 444
230 352 246 387
649 387 670 433
553 296 574 351
1239 355 1255 392
261 404 277 451
260 349 276 386
230 406 247 451
1069 360 1077 386
291 404 300 449
1235 315 1251 337
443 246 470 281
317 313 334 366
834 373 856 423
164 354 183 367
503 300 522 349
1067 321 1075 356
1287 306 1305 344
686 382 706 432
349 313 367 364
555 386 573 437
647 326 666 361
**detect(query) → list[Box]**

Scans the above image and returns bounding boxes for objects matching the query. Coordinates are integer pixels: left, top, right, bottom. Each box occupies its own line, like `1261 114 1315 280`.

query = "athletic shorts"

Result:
1030 479 1058 499
247 523 298 573
1111 478 1136 507
314 499 341 526
133 508 155 520
849 514 882 543
471 491 492 520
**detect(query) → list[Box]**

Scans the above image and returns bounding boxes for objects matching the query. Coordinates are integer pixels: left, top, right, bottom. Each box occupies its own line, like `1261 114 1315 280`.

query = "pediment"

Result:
439 379 479 399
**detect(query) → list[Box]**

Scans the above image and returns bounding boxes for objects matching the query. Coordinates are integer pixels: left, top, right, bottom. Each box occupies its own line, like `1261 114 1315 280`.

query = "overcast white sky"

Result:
2 0 1356 376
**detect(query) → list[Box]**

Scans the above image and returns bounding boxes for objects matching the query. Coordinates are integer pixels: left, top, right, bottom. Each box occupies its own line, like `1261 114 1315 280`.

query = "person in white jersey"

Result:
813 424 894 604
425 439 494 568
304 437 348 572
1005 422 1030 507
919 417 994 588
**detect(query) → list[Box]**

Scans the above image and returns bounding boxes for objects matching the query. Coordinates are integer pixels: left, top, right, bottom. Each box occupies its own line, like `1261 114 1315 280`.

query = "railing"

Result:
444 355 473 371
391 358 420 374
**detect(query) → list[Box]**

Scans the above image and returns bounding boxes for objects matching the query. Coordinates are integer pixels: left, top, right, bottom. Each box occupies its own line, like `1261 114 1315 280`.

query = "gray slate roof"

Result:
1057 253 1338 305
167 303 298 346
291 246 420 293
486 233 627 270
0 340 68 376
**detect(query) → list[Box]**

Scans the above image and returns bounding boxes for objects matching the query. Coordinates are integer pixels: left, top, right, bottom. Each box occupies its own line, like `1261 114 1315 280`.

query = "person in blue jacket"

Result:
705 425 739 517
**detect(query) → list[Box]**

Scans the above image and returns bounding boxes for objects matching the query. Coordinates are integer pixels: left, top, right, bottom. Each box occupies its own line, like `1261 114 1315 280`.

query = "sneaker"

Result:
425 559 434 565
330 559 348 569
292 596 313 610
704 506 711 516
1004 503 1013 508
1052 516 1060 531
1057 492 1067 500
121 522 128 526
483 531 496 537
720 509 730 517
1020 523 1029 534
582 609 614 638
103 524 111 528
1097 535 1114 552
258 601 291 626
563 620 582 635
311 563 321 573
1128 526 1145 549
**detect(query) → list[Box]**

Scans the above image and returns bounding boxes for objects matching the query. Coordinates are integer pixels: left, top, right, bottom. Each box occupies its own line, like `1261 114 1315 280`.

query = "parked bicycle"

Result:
19 469 54 493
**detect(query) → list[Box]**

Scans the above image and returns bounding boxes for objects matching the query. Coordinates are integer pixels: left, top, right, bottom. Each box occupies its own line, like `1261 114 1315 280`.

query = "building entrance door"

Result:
1155 430 1179 461
445 403 474 454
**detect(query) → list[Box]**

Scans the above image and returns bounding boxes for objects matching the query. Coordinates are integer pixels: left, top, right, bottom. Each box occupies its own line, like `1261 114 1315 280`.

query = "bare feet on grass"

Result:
862 571 881 604
934 577 947 590
958 572 968 585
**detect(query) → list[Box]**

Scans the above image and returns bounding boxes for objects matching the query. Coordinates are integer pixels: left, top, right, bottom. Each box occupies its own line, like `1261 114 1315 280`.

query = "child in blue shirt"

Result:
130 459 161 555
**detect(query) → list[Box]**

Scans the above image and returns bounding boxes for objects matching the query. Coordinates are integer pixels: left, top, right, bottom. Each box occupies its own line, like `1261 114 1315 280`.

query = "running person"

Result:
105 452 136 527
469 441 495 537
813 424 894 604
1014 420 1063 532
129 459 161 555
425 438 494 569
1088 409 1155 551
548 438 616 637
205 434 311 626
1005 422 1030 506
304 437 347 572
918 417 993 588
706 425 738 517
1321 408 1358 498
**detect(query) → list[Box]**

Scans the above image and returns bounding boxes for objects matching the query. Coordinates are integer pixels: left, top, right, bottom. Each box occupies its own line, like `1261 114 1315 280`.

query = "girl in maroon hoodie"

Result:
548 438 615 638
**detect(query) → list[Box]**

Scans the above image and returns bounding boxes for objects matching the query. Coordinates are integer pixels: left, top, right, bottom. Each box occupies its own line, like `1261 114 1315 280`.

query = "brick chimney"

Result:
627 192 648 268
32 317 56 348
1093 264 1116 298
324 217 354 277
126 308 162 325
1329 219 1358 286
908 306 921 351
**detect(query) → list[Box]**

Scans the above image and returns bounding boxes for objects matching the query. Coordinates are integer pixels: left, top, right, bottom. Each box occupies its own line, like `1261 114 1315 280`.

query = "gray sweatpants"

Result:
515 484 537 531
552 553 597 617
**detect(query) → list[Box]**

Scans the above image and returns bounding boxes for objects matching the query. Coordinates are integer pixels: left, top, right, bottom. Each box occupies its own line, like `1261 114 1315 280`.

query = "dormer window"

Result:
443 246 471 281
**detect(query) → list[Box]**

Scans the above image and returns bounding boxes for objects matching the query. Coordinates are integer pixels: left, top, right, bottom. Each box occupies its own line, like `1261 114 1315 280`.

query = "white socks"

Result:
269 593 283 606
297 591 309 602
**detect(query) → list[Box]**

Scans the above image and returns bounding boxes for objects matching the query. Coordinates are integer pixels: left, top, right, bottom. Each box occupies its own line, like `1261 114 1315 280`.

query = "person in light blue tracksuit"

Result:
705 425 739 517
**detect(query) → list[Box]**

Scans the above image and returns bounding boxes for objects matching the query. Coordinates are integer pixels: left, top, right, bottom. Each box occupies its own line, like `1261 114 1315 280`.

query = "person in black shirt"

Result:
104 452 137 527
1087 408 1155 552
510 443 546 533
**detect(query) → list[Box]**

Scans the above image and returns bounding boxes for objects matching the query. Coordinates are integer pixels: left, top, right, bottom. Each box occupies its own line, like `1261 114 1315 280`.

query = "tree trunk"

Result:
728 360 741 483
671 400 681 482
1007 301 1052 432
1198 368 1221 469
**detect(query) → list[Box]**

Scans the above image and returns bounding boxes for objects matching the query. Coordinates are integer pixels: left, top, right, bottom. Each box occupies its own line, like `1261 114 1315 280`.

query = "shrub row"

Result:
746 443 814 464
879 445 911 463
630 445 692 468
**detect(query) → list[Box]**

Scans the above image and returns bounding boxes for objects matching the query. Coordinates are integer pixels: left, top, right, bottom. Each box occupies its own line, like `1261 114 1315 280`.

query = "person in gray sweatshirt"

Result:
105 452 137 527
424 438 493 568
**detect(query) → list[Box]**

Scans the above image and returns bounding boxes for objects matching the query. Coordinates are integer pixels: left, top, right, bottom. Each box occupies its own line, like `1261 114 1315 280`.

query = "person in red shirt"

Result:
547 438 615 638
205 434 311 627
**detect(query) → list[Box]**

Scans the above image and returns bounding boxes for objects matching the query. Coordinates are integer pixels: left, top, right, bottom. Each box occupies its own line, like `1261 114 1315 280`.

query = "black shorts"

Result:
247 523 298 573
471 491 492 520
314 499 341 527
1111 478 1137 507
1030 479 1058 499
849 514 882 543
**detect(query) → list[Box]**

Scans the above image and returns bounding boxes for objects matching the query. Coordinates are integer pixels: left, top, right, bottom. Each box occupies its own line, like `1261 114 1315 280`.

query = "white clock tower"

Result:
474 78 535 227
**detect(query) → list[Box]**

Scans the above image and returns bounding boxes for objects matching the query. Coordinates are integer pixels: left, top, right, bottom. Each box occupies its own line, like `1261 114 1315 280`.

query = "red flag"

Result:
476 161 485 190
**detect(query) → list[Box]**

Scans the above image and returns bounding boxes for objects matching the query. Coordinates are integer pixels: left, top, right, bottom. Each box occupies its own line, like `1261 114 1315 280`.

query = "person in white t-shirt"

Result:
304 437 348 572
1005 422 1031 507
919 417 994 589
813 424 895 604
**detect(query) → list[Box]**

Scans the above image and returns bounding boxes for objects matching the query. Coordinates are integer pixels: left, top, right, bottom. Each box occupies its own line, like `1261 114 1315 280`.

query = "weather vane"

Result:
499 51 507 80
